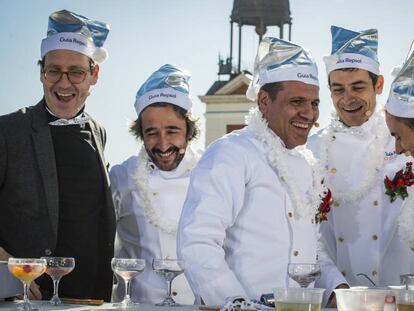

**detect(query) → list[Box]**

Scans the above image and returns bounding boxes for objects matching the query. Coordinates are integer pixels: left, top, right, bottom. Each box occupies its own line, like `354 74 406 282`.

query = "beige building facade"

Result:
200 72 256 147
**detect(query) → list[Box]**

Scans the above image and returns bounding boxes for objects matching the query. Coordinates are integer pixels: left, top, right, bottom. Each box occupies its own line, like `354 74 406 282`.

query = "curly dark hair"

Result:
129 102 200 142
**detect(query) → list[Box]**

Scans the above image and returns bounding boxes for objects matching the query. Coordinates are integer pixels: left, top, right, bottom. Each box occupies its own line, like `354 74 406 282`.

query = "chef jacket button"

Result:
332 135 336 141
153 192 158 196
288 212 293 218
44 248 52 256
372 270 378 277
373 200 379 206
341 271 346 276
330 168 337 174
338 237 344 243
172 291 177 296
334 201 340 207
372 234 378 240
293 250 299 256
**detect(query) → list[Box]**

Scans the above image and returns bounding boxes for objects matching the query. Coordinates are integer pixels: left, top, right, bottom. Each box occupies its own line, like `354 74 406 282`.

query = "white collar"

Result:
319 110 389 203
134 145 199 235
246 107 324 219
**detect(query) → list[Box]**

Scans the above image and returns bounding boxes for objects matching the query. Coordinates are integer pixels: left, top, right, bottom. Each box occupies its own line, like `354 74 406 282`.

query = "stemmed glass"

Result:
152 258 184 307
42 257 75 305
7 258 47 311
111 258 146 307
287 263 321 288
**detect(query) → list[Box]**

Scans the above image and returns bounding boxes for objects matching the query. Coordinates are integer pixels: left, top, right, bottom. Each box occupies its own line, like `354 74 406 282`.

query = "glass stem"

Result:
166 280 172 298
53 279 60 300
124 279 131 300
23 283 30 304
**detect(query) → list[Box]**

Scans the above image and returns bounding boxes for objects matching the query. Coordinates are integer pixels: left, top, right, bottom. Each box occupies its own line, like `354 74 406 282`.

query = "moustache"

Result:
152 146 178 155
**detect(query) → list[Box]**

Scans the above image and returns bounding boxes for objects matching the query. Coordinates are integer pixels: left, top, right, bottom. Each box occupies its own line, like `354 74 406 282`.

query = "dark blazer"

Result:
0 100 115 300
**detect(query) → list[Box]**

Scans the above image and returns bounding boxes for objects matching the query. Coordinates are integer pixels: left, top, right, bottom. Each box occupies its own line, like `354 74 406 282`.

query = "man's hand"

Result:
327 283 349 308
0 246 11 261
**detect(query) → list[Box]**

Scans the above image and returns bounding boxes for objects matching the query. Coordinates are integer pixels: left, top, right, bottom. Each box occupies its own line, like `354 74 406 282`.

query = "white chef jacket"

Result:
177 127 345 305
308 112 414 288
110 149 197 304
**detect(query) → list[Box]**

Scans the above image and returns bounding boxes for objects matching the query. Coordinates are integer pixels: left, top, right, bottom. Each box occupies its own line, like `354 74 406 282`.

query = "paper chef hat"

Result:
246 37 319 100
386 42 414 118
324 25 379 75
135 64 193 117
41 10 110 63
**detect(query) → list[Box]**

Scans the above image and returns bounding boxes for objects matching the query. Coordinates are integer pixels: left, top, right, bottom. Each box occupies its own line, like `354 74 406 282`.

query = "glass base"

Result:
12 301 39 311
113 299 139 308
155 296 180 307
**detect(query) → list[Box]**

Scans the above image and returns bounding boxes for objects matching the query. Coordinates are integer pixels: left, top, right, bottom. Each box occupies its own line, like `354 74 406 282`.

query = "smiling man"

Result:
308 26 413 291
110 64 199 304
177 37 346 305
0 10 115 301
385 44 414 251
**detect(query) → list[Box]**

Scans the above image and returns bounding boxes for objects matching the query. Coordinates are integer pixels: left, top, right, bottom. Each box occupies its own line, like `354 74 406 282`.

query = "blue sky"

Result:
0 0 413 165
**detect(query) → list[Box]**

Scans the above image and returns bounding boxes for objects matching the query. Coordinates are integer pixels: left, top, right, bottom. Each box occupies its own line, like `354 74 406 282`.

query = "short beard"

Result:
146 146 186 171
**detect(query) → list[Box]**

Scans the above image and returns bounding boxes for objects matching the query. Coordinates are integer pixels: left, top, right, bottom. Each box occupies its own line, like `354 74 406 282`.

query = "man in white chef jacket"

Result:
308 26 413 290
385 43 414 252
177 37 346 305
110 64 199 304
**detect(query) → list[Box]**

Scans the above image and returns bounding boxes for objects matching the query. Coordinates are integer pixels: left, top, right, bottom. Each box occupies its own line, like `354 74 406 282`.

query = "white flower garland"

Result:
246 107 325 219
318 111 389 203
134 145 198 235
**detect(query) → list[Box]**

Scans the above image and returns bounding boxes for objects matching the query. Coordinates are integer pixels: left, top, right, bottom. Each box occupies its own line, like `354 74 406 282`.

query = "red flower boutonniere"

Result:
384 162 414 202
316 188 332 223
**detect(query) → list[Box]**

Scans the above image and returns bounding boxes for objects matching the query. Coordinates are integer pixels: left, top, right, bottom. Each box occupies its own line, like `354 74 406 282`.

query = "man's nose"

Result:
157 133 170 151
395 140 404 155
56 72 73 87
299 102 316 120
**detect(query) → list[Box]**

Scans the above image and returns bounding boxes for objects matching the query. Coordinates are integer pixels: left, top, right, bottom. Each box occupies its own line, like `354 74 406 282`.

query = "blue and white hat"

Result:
246 37 319 100
41 10 110 63
324 25 379 75
386 42 414 118
135 64 193 117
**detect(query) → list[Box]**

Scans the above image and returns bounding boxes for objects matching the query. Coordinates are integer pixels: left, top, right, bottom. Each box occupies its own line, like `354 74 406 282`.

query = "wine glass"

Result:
152 258 184 307
287 263 321 288
41 257 75 305
8 258 47 311
111 258 146 307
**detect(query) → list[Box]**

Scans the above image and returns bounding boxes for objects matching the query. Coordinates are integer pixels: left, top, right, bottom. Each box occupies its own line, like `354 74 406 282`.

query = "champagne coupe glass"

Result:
111 258 146 307
152 258 185 307
287 263 321 288
8 258 47 311
42 257 75 305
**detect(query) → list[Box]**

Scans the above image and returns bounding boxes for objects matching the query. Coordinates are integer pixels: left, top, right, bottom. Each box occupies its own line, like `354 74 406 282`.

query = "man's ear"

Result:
90 64 100 85
258 89 271 116
375 75 384 95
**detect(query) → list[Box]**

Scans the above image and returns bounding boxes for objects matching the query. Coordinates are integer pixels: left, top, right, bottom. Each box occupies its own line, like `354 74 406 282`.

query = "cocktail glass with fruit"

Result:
8 258 47 311
42 257 75 305
111 258 146 306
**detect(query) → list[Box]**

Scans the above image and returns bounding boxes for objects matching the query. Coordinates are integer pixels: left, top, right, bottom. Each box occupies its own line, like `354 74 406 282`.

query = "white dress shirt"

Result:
110 148 198 304
308 111 414 288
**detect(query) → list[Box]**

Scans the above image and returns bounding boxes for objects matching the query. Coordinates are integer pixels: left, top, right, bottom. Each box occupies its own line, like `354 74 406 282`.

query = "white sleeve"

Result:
109 164 135 302
177 139 250 305
316 221 348 306
109 164 128 223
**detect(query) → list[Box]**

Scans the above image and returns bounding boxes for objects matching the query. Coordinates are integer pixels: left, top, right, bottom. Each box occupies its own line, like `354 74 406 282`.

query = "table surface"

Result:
0 301 337 311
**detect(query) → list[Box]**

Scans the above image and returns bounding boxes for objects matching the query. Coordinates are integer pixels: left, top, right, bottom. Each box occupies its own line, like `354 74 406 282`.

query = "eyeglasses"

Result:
42 68 91 84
